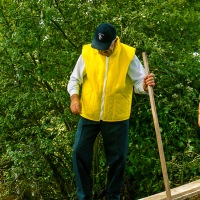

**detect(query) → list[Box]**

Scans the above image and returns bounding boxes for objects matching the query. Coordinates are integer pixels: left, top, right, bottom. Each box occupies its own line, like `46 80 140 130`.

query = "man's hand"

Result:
143 73 155 91
70 94 82 114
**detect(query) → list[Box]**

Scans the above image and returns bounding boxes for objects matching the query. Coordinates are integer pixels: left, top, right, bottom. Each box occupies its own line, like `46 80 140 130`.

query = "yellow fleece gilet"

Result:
81 39 136 121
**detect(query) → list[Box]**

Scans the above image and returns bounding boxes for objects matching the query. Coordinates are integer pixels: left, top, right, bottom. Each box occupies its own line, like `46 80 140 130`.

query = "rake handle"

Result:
142 52 172 200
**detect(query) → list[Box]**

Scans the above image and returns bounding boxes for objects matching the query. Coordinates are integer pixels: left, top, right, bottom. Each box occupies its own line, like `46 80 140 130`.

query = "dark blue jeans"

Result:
72 117 129 200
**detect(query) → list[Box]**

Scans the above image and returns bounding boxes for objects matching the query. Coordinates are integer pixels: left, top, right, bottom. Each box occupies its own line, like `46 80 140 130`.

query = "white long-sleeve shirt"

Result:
67 54 147 96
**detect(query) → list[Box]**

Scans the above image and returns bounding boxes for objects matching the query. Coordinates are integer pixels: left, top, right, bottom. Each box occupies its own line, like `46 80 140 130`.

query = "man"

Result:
67 23 155 200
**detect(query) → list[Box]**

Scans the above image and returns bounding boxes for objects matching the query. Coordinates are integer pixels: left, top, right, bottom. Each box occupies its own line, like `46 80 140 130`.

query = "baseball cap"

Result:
91 23 117 50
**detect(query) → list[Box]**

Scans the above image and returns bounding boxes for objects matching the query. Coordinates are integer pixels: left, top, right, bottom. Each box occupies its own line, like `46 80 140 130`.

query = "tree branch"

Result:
50 19 77 49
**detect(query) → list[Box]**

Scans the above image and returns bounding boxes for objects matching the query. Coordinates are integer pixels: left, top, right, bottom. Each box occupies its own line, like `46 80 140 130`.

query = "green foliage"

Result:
0 0 200 199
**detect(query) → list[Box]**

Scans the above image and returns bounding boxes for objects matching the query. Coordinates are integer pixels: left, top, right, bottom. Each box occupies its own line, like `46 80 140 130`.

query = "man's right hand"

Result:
70 94 82 114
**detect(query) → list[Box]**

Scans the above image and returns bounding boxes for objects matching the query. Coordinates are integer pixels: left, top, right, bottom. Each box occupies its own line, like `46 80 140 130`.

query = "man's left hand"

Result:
143 73 155 91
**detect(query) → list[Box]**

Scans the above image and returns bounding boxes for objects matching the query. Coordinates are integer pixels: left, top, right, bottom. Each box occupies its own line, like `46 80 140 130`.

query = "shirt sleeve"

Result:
67 54 86 96
128 55 147 94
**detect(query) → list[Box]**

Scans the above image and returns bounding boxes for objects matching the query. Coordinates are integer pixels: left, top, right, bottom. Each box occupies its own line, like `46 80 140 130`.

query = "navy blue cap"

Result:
91 23 117 50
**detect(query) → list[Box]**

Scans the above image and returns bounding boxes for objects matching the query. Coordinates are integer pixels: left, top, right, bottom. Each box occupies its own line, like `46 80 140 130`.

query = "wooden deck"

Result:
139 180 200 200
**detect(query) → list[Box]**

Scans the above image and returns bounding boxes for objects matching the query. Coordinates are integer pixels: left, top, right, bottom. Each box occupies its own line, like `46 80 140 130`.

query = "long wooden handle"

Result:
142 52 172 200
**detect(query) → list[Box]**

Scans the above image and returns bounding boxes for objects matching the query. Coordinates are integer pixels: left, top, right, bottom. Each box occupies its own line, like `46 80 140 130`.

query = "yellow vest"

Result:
81 39 136 121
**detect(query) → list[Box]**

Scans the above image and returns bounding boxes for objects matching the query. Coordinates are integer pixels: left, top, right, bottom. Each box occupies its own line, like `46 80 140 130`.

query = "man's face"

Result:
98 38 118 57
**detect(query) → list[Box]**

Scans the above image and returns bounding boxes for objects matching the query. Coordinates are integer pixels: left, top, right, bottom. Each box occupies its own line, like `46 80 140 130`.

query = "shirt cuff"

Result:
134 82 148 94
69 89 79 97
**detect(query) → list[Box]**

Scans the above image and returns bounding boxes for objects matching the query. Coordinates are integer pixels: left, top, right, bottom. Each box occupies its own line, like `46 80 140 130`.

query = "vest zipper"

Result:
100 57 109 120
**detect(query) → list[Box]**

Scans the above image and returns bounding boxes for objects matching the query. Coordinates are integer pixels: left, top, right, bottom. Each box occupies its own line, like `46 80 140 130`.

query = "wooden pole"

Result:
142 52 172 200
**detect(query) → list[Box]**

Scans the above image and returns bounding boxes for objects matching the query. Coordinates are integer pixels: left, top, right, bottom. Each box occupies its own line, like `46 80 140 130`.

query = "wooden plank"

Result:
139 180 200 200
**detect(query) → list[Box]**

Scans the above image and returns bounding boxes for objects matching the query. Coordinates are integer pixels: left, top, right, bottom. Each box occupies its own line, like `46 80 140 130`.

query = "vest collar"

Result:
109 36 120 57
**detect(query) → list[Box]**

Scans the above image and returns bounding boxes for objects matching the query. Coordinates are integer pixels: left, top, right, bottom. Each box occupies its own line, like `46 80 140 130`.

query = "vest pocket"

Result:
103 93 131 121
81 91 101 120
